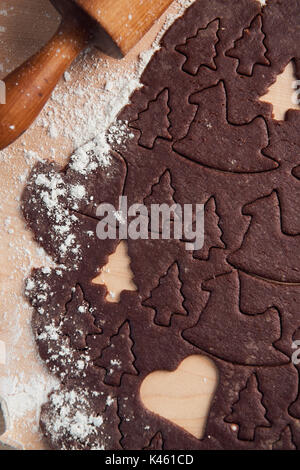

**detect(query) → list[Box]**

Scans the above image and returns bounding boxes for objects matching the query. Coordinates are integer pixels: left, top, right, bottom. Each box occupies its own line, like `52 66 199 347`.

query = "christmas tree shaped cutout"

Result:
225 374 270 440
144 170 180 233
94 321 138 386
130 89 172 149
144 170 177 210
260 61 300 120
191 197 225 260
227 15 269 76
61 285 101 349
176 19 219 75
92 241 137 302
143 262 187 326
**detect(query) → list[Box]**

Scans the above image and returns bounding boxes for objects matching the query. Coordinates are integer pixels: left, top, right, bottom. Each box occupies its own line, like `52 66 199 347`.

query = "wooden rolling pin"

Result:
0 0 173 150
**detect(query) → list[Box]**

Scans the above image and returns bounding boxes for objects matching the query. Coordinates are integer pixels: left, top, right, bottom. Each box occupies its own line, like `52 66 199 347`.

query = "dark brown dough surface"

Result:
22 0 300 450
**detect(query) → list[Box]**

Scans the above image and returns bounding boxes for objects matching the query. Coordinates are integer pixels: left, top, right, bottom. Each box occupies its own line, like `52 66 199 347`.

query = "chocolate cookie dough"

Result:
22 0 300 450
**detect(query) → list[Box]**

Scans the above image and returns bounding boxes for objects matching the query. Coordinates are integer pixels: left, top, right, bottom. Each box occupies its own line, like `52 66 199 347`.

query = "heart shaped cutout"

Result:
140 355 218 439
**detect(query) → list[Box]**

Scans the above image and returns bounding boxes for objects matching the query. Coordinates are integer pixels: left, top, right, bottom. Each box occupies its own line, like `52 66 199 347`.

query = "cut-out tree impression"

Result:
227 15 269 76
130 89 172 149
95 322 138 386
226 374 270 441
92 241 137 302
143 262 187 326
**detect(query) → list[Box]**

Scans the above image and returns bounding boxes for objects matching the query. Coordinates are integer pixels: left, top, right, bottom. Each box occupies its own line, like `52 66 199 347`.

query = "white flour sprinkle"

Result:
48 390 99 441
42 388 110 450
38 322 60 342
106 396 114 407
0 0 195 449
33 169 90 262
70 185 86 200
68 136 112 175
0 374 57 421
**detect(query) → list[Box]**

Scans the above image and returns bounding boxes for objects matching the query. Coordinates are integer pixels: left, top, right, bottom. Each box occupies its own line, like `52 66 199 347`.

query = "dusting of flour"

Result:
0 0 196 449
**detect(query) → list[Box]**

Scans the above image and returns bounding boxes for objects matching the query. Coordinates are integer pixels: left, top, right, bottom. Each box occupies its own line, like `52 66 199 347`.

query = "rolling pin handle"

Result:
0 16 89 151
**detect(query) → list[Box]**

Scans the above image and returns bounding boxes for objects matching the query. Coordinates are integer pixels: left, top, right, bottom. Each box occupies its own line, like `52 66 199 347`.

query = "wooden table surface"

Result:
0 0 299 451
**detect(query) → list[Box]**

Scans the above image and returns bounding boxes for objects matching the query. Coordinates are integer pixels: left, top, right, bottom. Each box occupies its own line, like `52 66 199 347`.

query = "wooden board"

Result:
0 0 299 450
